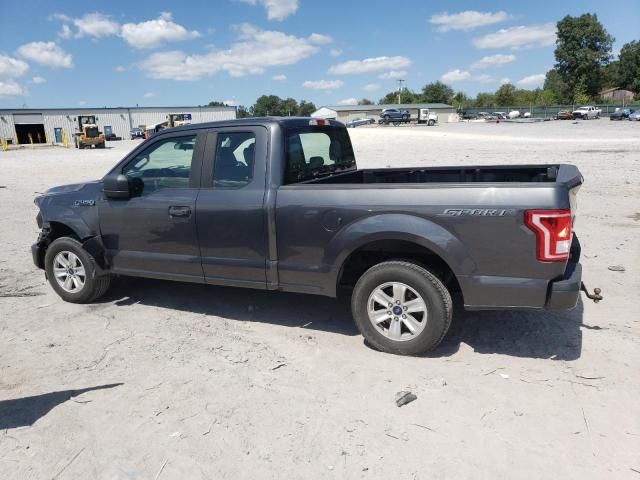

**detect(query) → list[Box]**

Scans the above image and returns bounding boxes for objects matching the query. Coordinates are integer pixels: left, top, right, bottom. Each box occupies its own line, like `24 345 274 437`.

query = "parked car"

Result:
609 108 634 120
380 108 410 122
629 110 640 121
345 118 375 128
105 133 122 141
491 112 507 120
31 117 602 356
130 128 144 140
556 110 573 120
572 106 601 120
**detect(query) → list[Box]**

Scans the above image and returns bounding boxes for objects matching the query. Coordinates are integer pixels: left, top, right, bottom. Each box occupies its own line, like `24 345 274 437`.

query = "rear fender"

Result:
325 213 475 291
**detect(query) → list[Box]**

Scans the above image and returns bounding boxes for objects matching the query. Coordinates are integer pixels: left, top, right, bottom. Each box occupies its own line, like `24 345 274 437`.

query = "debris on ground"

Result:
395 391 417 407
608 265 625 272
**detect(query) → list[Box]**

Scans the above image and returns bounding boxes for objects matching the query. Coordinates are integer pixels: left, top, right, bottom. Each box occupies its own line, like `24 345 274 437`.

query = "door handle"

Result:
168 206 192 218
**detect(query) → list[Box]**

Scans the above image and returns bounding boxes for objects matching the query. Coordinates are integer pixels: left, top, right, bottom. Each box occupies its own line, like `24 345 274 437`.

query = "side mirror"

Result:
103 174 131 199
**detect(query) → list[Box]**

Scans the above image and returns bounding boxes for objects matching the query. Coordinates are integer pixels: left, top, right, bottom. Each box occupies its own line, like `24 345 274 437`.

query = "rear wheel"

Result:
351 261 452 355
44 237 111 303
402 114 409 120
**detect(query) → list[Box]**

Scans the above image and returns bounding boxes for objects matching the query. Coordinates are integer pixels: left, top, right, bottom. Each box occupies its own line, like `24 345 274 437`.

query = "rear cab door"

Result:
196 125 269 288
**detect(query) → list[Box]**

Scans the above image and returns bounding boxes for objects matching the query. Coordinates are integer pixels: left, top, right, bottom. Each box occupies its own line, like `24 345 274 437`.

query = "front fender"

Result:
324 213 476 287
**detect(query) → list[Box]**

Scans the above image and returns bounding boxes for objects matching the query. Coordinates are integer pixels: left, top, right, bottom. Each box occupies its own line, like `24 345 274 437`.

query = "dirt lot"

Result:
1 119 639 479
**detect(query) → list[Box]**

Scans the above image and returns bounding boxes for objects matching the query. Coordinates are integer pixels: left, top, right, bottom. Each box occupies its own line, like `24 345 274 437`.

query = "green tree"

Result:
617 41 640 93
494 83 517 106
474 92 495 108
358 98 374 105
544 69 570 103
573 76 591 104
420 81 455 104
236 105 251 118
297 100 317 116
251 95 285 116
451 91 470 108
280 97 299 116
378 89 418 104
554 14 614 97
207 101 226 107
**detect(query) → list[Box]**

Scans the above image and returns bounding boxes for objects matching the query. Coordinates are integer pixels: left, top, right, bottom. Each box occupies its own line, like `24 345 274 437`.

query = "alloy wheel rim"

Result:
367 282 428 342
53 251 86 293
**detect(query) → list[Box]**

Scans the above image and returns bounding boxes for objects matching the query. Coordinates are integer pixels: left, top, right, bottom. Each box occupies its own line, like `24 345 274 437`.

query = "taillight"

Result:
524 209 572 262
309 119 327 126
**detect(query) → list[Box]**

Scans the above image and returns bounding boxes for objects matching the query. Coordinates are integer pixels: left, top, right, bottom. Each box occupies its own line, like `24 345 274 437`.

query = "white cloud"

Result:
115 65 126 72
31 76 46 84
337 97 358 106
272 74 287 80
429 10 510 32
0 80 26 97
330 48 342 57
473 23 556 50
121 12 201 49
362 83 380 92
500 77 511 84
139 24 325 80
78 100 86 106
379 70 407 80
470 53 516 69
223 99 238 106
517 73 546 86
329 56 411 75
308 33 332 45
303 79 344 90
59 24 72 39
72 12 120 38
17 42 73 69
441 69 470 82
0 55 29 78
474 74 496 83
143 92 155 98
241 0 299 21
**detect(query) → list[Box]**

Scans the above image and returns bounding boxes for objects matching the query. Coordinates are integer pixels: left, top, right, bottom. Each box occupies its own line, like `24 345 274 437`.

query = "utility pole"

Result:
397 79 405 105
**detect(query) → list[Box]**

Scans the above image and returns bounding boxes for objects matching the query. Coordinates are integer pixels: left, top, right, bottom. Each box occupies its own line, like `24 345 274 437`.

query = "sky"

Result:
0 0 638 109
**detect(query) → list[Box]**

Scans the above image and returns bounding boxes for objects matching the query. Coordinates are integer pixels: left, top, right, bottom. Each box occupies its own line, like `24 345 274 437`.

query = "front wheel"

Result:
44 237 111 303
351 261 452 355
428 119 435 126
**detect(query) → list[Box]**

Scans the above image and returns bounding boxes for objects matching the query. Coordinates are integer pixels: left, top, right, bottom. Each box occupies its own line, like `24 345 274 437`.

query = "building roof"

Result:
0 106 236 113
320 103 453 112
598 87 634 95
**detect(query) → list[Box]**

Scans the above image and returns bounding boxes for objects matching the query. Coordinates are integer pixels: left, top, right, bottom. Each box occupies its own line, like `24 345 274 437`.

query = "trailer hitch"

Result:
580 282 603 303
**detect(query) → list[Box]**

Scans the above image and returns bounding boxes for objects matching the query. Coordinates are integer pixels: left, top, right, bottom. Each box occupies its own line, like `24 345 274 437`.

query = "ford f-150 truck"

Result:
32 118 601 355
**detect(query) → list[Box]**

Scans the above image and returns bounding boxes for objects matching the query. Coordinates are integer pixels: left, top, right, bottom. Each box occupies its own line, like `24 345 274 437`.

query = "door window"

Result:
123 135 197 195
212 132 256 188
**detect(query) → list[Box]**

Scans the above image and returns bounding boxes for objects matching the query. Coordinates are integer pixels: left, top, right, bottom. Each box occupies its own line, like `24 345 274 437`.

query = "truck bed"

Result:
302 164 564 185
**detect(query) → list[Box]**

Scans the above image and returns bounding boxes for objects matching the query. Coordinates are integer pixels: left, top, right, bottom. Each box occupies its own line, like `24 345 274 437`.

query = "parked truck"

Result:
32 118 602 355
572 106 601 120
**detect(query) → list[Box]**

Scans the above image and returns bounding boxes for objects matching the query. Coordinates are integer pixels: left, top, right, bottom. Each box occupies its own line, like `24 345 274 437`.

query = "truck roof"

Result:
157 117 344 135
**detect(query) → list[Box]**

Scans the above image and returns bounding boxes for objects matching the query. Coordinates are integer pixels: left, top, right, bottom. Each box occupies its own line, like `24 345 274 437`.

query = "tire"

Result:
428 119 435 126
44 237 111 304
351 261 452 355
402 114 409 120
97 142 105 149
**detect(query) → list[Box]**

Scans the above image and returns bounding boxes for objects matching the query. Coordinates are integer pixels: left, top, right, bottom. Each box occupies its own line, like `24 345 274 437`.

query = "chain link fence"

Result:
459 104 640 119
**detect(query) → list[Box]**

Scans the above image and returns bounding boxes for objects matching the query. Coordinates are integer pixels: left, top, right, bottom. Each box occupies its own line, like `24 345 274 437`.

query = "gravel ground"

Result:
1 119 639 479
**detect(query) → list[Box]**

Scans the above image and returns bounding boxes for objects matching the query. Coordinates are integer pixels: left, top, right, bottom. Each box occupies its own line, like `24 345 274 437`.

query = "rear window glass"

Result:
284 126 356 184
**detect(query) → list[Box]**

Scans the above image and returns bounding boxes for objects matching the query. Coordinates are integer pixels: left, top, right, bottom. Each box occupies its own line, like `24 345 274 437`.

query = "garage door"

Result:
13 113 44 124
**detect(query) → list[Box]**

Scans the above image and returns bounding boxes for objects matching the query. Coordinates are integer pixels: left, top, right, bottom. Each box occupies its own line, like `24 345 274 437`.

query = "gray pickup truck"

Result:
32 118 601 355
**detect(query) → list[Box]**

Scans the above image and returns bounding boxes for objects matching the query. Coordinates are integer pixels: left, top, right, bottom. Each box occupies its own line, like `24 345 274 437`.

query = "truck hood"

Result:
35 180 102 206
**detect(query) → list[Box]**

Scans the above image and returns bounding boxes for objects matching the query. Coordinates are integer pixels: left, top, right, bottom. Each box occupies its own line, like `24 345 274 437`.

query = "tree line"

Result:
209 14 639 113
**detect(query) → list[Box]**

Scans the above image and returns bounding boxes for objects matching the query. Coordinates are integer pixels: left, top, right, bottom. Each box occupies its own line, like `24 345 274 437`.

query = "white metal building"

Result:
0 106 236 144
311 103 456 124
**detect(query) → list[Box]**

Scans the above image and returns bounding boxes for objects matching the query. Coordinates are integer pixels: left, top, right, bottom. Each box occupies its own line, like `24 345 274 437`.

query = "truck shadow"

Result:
101 278 359 336
433 296 585 360
100 278 585 360
0 383 123 430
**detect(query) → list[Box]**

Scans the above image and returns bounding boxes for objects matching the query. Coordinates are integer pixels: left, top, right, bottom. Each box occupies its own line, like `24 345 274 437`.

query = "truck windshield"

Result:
284 126 356 184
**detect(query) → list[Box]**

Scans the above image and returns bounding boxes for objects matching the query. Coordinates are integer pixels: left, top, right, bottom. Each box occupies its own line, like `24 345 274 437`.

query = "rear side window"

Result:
284 126 356 184
213 132 256 188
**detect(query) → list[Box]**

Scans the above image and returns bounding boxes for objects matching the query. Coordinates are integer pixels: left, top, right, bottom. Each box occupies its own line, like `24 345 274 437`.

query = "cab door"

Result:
98 131 206 282
196 126 268 288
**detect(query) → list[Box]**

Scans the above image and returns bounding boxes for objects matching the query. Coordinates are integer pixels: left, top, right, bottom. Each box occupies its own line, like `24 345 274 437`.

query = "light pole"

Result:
397 79 405 104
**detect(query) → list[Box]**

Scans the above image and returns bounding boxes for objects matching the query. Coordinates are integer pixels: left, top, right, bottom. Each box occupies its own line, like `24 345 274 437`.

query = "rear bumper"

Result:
545 262 582 310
